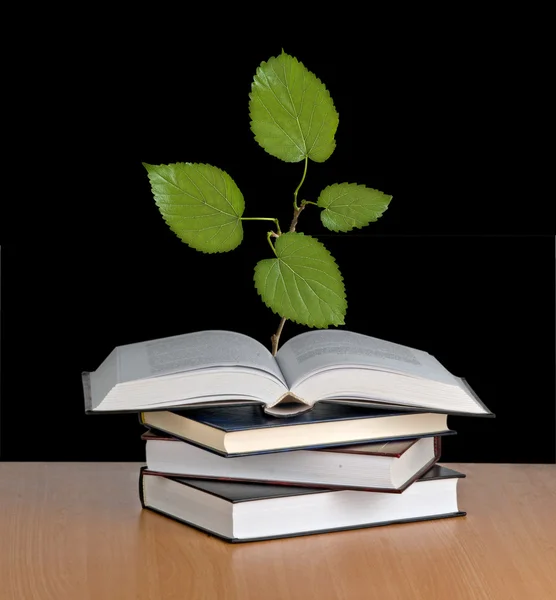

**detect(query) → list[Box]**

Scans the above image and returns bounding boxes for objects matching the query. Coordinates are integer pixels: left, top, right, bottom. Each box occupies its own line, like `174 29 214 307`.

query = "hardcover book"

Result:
141 429 445 491
83 329 494 417
139 464 467 543
139 403 455 456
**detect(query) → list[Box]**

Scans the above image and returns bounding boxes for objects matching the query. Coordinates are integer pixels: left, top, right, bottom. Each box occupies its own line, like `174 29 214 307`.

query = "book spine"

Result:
434 435 441 460
82 371 93 413
138 466 147 508
262 393 313 418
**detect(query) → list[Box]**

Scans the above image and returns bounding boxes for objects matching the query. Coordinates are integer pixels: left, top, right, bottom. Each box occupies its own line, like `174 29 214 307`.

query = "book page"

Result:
115 330 286 385
276 329 460 388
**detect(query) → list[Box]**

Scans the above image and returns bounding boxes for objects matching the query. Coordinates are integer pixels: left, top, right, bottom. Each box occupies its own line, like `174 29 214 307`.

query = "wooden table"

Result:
0 463 554 600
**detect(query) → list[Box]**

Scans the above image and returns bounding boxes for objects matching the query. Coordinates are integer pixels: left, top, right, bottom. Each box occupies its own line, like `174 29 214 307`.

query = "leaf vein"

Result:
191 165 238 215
168 221 235 233
252 89 305 155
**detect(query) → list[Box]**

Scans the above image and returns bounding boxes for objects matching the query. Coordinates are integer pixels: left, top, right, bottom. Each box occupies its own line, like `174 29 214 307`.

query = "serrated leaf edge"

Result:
145 161 244 214
248 51 339 164
253 232 347 328
144 161 244 254
317 182 393 233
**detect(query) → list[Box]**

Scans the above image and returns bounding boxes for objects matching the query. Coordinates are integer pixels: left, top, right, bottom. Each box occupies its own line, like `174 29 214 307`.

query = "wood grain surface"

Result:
1 462 554 600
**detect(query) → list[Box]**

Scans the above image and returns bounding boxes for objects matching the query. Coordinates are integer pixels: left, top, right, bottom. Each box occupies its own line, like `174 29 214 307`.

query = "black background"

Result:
1 28 554 462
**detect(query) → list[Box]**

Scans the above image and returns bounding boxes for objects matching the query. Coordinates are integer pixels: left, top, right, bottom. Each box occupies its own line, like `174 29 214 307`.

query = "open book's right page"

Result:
276 330 461 390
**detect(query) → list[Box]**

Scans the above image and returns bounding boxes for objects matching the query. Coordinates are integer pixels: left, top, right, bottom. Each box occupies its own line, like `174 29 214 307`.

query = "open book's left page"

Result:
117 330 286 383
87 331 287 411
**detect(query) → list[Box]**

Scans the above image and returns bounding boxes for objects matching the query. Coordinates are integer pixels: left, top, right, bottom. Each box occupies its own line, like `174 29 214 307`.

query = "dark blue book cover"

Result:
163 402 435 432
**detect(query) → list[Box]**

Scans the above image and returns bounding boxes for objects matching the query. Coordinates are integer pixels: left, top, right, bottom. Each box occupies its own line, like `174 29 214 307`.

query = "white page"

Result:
114 330 286 385
276 329 460 389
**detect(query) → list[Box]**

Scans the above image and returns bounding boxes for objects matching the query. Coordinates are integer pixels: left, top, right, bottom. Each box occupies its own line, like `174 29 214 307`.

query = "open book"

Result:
83 329 493 418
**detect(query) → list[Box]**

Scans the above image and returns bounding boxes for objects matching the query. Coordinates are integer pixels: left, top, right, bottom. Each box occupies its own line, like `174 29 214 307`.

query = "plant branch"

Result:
271 317 286 356
289 203 306 232
270 158 311 354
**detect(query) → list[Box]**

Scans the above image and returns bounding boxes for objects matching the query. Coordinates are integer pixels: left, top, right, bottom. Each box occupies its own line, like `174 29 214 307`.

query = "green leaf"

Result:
249 51 339 163
317 183 393 232
254 232 346 328
143 162 244 253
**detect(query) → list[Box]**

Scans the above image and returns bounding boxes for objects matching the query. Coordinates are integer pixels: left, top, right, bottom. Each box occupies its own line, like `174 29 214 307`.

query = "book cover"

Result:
148 403 437 432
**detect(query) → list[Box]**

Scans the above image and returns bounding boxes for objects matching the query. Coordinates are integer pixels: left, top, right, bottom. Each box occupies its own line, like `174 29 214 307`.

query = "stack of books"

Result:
83 328 494 543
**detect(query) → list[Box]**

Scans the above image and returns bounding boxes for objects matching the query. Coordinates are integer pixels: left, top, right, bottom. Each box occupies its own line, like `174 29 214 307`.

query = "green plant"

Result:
143 51 392 355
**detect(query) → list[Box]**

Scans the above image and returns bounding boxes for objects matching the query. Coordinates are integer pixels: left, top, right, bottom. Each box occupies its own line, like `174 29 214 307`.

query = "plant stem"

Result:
289 203 306 232
270 158 311 354
242 217 281 234
293 157 308 210
271 317 286 356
